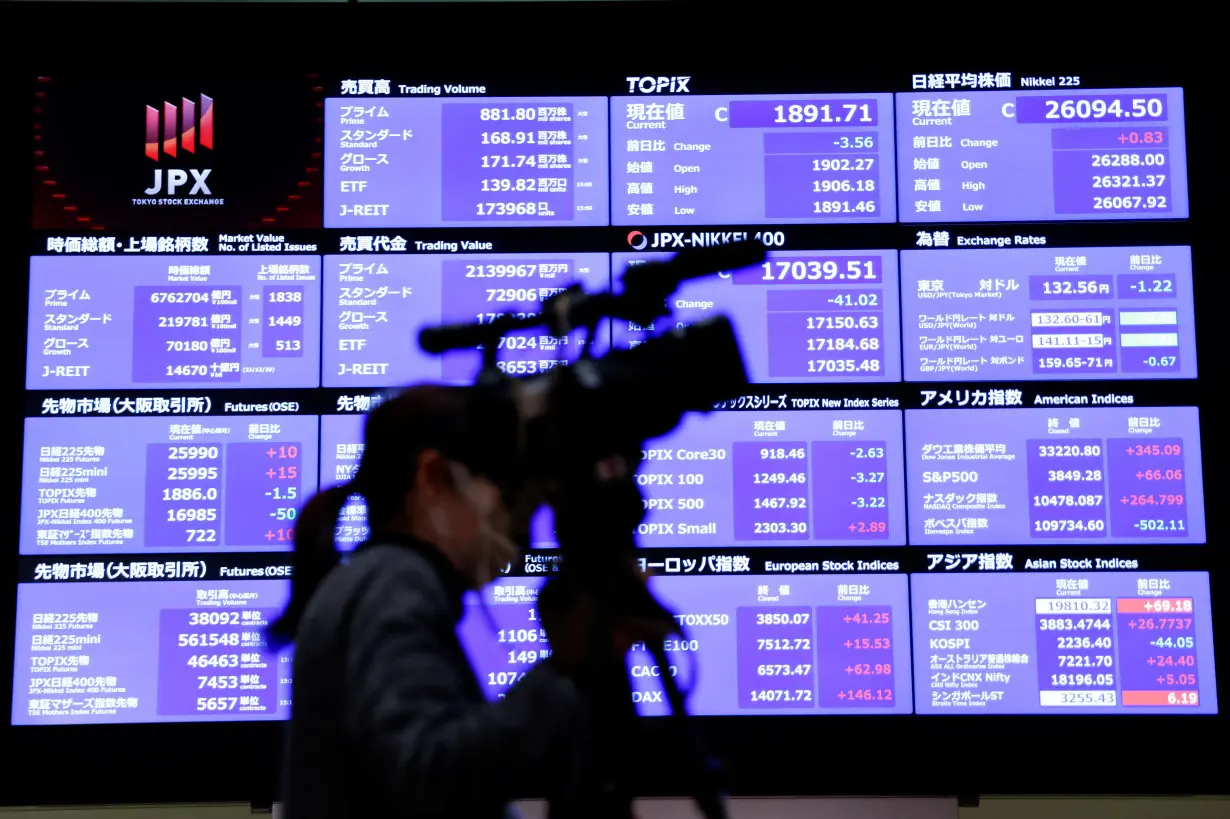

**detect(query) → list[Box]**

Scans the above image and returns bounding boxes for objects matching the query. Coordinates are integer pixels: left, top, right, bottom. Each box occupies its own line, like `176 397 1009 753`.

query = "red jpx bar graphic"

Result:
145 94 213 160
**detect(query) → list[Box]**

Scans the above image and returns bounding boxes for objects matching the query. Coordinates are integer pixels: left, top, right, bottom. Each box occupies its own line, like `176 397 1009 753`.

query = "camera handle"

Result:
545 478 730 819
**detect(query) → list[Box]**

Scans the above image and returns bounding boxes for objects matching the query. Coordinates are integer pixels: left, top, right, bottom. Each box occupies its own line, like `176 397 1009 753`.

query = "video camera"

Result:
418 240 766 819
418 240 765 563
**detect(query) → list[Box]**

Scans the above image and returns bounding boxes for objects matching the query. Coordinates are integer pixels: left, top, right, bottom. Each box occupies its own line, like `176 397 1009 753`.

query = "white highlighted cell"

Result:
1121 332 1179 348
1120 310 1178 326
1034 598 1112 615
1032 333 1108 349
1031 311 1107 327
1039 691 1117 707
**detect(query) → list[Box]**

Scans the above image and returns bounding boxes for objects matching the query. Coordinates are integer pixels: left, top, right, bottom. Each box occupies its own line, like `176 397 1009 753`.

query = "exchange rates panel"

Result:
27 255 321 389
911 572 1217 714
636 410 906 547
12 580 291 725
610 94 896 225
901 246 1197 381
20 416 319 555
457 574 912 714
897 88 1187 222
319 413 556 549
325 98 610 228
905 407 1205 545
612 250 900 382
322 253 609 387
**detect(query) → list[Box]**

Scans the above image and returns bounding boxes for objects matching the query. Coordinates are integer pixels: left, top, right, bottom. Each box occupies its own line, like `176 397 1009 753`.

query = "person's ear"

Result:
414 449 452 498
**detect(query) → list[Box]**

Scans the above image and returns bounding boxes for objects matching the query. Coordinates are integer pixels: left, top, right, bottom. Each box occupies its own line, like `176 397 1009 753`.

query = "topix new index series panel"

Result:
17 61 1216 731
634 410 907 547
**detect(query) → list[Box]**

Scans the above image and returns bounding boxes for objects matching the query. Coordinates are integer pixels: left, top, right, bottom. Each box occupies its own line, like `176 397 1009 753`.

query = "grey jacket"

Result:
280 536 582 819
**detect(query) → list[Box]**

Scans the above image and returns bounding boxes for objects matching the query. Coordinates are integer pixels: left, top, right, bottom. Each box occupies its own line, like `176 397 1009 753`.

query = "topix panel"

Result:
911 571 1216 714
21 416 318 555
12 580 291 725
901 246 1197 381
322 253 610 387
897 88 1188 222
325 97 611 228
905 407 1206 545
611 94 896 225
459 574 913 715
28 255 322 390
613 250 900 382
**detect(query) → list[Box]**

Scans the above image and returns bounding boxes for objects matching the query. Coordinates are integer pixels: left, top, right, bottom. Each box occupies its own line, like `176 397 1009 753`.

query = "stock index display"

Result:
13 64 1218 728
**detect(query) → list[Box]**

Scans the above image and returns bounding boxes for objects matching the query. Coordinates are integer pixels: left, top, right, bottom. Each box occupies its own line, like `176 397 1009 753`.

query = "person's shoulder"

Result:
321 543 433 593
300 543 452 635
349 541 442 580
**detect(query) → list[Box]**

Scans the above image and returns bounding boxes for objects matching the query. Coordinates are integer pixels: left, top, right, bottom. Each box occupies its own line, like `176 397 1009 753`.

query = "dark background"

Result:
0 2 1223 805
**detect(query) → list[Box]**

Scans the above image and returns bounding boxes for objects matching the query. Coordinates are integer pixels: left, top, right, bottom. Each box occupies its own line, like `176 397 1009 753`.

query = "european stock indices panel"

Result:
12 66 1217 730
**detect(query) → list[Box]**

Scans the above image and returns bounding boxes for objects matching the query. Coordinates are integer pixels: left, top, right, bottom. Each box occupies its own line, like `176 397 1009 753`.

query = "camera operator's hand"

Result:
538 562 675 678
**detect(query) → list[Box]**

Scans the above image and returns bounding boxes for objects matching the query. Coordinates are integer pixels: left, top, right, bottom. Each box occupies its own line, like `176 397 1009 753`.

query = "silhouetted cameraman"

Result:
268 386 649 819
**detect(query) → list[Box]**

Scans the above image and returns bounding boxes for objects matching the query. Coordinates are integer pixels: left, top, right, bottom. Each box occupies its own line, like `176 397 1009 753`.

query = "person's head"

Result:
267 385 529 647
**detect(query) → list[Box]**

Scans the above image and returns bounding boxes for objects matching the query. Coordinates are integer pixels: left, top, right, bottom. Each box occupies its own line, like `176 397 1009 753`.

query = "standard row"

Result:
21 405 1207 555
10 568 1217 724
27 245 1197 389
322 89 1189 227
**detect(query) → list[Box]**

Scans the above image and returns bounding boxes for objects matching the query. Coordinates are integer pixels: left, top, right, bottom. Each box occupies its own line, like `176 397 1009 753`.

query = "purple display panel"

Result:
610 94 896 225
318 413 371 549
322 253 609 387
458 575 912 715
636 410 905 547
456 579 550 701
901 246 1196 381
897 88 1188 222
27 255 320 390
911 572 1217 714
905 407 1205 545
324 98 609 228
11 580 291 724
1105 438 1193 539
319 414 556 549
1115 596 1205 708
611 251 900 382
20 416 319 555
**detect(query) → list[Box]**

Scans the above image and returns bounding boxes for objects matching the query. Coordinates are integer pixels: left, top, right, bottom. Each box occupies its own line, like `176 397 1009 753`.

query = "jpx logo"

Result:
625 76 691 94
144 94 214 196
